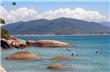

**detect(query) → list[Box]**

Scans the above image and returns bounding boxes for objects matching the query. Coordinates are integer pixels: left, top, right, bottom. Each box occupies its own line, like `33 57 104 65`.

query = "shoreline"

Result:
13 34 110 37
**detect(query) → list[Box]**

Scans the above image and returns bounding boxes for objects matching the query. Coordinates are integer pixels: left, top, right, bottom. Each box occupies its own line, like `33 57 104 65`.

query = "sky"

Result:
0 0 110 24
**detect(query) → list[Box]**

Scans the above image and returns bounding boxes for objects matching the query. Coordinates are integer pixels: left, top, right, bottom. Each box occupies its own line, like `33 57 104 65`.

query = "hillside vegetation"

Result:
1 28 11 39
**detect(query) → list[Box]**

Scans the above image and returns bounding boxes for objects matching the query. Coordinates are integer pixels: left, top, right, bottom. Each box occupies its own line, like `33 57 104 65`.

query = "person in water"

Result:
71 53 79 56
96 50 99 54
71 53 74 56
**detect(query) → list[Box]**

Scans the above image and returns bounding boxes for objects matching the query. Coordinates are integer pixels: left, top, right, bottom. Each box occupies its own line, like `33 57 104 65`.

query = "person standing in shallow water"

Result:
71 53 74 56
96 50 99 54
71 52 79 56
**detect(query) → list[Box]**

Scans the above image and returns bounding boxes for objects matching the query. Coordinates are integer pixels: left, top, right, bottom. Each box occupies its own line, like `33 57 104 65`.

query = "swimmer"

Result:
96 50 99 54
71 53 74 56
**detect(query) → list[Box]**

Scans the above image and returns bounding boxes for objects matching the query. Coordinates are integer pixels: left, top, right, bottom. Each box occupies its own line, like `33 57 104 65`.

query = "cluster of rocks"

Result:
1 37 74 71
1 37 73 50
3 51 72 70
1 37 27 49
5 51 71 61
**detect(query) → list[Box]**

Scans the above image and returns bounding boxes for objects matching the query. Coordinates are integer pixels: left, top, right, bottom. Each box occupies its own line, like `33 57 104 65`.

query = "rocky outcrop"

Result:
26 40 73 47
47 63 65 69
7 38 27 48
0 65 7 72
1 39 10 49
49 56 71 60
1 37 74 49
1 38 28 49
5 51 40 60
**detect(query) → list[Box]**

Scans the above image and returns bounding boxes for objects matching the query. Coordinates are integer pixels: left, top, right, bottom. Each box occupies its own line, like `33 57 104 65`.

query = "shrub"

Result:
1 28 11 39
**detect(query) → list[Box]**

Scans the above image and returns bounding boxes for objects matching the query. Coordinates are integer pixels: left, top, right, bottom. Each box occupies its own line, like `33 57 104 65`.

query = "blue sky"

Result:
1 0 109 15
0 0 109 23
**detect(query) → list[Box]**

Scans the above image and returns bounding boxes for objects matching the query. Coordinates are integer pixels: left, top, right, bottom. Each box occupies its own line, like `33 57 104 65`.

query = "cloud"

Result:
38 8 108 22
0 6 38 23
0 6 109 24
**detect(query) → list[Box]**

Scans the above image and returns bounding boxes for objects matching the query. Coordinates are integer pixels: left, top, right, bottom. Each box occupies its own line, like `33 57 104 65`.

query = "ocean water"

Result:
1 35 110 72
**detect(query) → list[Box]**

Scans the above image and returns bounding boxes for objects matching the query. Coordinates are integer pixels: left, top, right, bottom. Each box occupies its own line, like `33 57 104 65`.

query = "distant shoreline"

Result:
13 34 110 36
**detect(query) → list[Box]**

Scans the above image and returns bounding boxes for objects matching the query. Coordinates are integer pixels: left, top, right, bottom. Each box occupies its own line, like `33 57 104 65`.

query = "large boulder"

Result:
5 51 40 60
47 63 65 69
7 38 27 48
1 37 74 49
49 56 71 60
0 65 7 72
26 40 73 47
1 38 28 49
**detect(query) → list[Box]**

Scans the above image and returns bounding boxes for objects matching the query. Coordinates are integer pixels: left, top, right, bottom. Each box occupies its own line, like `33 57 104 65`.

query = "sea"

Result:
1 35 110 72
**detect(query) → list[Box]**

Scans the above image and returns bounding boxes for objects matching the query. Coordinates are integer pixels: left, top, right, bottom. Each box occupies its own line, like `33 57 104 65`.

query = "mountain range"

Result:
2 17 110 35
99 22 110 27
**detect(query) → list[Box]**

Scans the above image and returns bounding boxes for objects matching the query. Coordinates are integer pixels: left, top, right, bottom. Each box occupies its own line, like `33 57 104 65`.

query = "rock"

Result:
26 40 73 47
5 51 40 60
1 37 74 49
1 37 28 49
1 39 10 49
7 38 27 48
47 63 65 69
49 56 71 60
0 65 7 72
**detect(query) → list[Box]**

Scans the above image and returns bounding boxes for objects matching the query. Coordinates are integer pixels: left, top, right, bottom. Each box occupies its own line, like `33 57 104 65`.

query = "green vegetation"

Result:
1 28 11 39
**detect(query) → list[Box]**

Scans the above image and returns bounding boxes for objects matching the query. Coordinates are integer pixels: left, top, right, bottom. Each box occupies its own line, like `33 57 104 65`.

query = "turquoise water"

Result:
1 35 110 72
